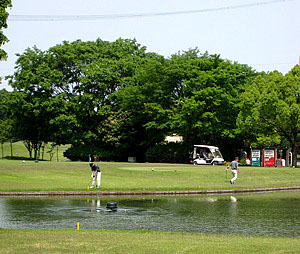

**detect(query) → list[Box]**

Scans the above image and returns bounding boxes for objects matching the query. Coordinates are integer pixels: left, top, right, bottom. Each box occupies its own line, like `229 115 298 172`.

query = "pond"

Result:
1 191 300 237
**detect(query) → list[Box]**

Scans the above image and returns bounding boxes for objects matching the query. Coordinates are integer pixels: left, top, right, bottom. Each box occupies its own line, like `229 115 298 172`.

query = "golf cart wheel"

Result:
212 161 218 165
193 161 198 165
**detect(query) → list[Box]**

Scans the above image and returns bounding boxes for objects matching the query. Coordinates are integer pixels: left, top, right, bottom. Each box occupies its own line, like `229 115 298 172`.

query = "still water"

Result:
1 192 300 237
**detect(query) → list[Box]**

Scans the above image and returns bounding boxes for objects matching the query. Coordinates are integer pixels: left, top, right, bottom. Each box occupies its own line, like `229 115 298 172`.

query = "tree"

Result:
0 89 7 120
7 38 260 162
49 38 151 160
6 47 74 159
128 49 254 157
114 52 175 159
237 65 300 167
7 38 150 161
0 89 12 158
0 0 12 61
115 48 256 160
172 51 255 145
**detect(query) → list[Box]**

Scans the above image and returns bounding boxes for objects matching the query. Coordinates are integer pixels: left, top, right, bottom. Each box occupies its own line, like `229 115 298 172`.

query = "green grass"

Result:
0 229 299 254
0 141 70 161
1 161 300 253
0 159 300 192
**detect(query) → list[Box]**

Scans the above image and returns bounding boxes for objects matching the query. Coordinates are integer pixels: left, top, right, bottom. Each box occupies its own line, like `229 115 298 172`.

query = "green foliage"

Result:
116 48 256 160
238 66 300 166
145 142 189 163
0 89 7 120
48 39 148 149
5 39 257 162
63 144 124 162
0 89 13 144
63 145 94 161
3 90 69 159
166 51 255 147
8 37 300 163
0 0 12 61
5 47 74 159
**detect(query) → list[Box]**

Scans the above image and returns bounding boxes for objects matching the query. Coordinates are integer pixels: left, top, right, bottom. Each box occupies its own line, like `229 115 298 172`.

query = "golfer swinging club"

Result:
89 162 101 189
226 157 239 184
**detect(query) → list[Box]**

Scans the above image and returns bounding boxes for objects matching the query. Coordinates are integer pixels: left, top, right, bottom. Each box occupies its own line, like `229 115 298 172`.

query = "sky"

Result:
0 0 300 91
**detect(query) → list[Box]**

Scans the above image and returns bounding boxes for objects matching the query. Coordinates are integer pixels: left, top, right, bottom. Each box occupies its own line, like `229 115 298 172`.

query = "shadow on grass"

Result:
1 156 49 161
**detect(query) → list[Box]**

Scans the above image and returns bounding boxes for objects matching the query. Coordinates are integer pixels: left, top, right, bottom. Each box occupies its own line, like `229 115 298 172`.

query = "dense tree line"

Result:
0 0 12 158
1 38 300 165
238 66 300 166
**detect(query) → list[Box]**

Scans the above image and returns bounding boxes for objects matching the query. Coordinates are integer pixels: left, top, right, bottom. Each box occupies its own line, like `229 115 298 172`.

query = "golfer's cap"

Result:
89 162 93 167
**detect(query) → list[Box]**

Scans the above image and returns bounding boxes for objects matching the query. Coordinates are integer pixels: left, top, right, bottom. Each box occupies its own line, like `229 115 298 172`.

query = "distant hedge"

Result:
145 143 190 163
64 143 191 163
64 145 124 162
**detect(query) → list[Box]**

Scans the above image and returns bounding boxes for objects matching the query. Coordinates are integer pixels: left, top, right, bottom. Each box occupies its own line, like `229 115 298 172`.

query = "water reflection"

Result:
1 192 300 237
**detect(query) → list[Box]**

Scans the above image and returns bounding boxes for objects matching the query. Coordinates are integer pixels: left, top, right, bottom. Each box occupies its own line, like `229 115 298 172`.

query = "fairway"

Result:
1 160 300 253
0 229 299 254
0 160 300 192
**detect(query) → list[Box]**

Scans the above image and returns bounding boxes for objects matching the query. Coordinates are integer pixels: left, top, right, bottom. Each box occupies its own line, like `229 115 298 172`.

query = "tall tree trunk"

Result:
291 142 297 167
49 152 54 161
10 140 13 159
41 145 44 160
33 142 43 161
24 141 33 159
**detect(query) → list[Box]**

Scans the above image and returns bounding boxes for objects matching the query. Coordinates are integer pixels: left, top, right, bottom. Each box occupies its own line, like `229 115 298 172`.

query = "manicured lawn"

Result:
0 229 299 254
1 160 300 253
0 160 299 192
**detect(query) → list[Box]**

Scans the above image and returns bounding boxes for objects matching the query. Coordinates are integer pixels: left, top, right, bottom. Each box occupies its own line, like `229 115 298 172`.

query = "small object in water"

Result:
106 201 117 211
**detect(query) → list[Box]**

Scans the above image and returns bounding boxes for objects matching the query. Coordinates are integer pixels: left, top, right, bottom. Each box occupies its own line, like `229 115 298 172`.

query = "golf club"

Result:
87 179 91 189
87 176 95 189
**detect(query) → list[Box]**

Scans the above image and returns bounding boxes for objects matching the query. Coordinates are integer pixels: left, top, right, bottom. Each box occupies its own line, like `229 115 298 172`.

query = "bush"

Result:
145 143 189 163
64 145 123 162
65 143 190 163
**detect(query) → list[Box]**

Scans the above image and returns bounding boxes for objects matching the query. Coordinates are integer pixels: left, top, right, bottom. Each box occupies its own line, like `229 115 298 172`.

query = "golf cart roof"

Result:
194 145 220 150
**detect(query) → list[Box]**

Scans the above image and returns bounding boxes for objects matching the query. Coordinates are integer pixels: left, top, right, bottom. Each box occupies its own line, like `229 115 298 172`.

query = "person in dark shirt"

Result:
89 162 101 189
227 157 239 184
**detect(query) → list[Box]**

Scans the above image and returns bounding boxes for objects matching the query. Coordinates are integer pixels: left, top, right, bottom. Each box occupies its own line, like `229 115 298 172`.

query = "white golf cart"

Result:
191 145 224 165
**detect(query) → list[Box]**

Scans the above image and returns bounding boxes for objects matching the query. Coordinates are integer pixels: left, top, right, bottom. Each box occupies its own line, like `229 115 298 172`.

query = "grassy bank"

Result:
0 141 69 161
0 229 299 254
0 160 300 192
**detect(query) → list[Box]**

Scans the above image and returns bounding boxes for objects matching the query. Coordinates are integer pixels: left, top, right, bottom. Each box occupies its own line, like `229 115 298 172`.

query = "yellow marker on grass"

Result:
77 222 80 230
